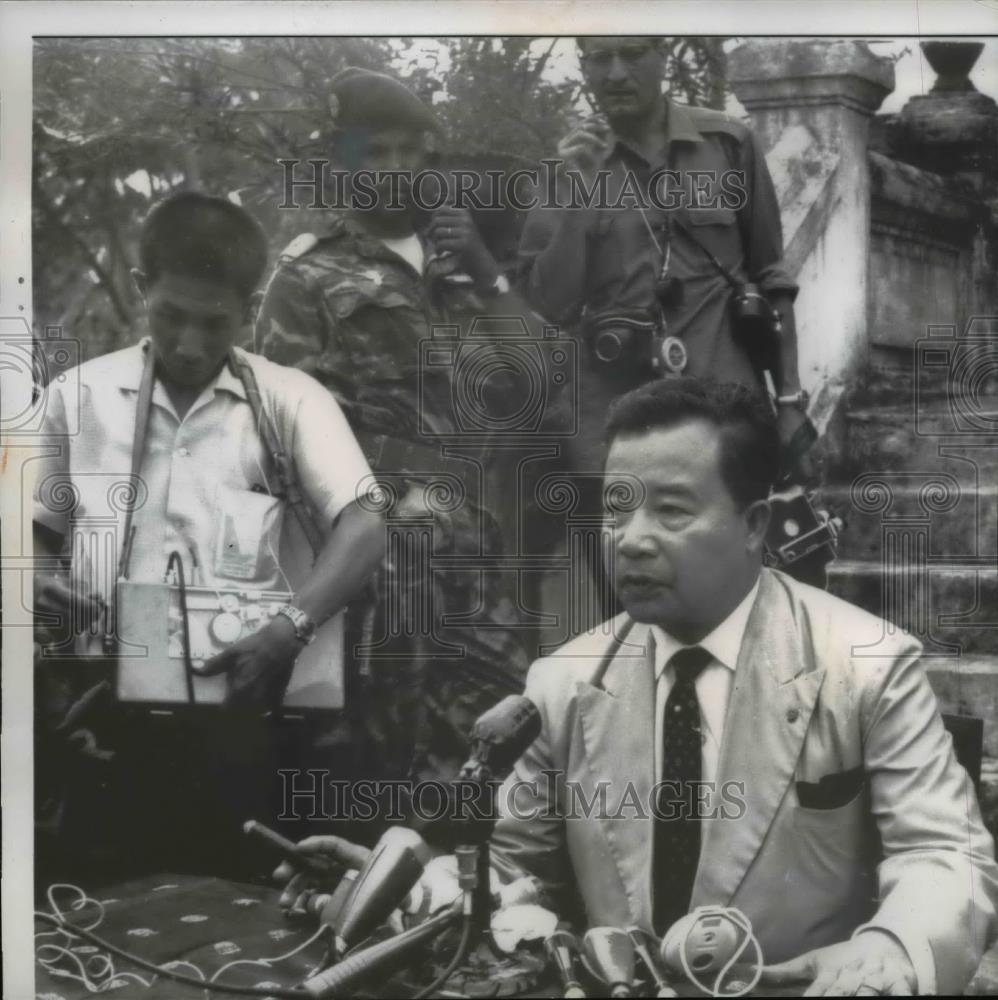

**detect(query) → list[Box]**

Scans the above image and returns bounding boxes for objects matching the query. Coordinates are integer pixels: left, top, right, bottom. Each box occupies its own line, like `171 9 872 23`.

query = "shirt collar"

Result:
608 97 705 167
650 575 761 681
114 340 247 400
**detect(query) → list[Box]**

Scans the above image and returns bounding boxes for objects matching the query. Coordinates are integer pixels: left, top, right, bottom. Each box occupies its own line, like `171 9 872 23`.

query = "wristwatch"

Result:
775 389 809 410
476 273 511 299
275 604 317 645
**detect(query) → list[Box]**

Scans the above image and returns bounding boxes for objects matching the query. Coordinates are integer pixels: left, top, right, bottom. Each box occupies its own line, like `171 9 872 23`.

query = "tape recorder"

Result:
115 580 344 710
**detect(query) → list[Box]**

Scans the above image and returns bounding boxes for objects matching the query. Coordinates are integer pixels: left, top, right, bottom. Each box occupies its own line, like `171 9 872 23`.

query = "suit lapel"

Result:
576 617 656 925
693 570 826 906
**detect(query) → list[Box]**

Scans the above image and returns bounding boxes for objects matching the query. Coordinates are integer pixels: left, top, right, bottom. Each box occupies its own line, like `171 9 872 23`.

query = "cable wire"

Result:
411 914 473 1000
35 911 317 998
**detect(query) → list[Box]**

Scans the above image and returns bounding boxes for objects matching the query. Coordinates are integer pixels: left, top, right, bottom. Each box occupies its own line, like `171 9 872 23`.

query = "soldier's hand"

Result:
200 616 302 709
428 205 500 290
557 114 612 182
34 571 104 646
273 835 371 915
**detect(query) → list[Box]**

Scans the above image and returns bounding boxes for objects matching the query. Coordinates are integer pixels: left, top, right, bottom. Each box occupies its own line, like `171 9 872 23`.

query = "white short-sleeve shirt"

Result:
34 343 375 606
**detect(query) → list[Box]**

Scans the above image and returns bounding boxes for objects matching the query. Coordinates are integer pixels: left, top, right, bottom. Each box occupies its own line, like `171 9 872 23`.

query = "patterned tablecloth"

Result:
35 874 328 999
35 874 811 998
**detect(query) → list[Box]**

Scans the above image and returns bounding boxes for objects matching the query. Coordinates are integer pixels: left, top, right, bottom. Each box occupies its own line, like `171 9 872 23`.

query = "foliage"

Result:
33 36 726 366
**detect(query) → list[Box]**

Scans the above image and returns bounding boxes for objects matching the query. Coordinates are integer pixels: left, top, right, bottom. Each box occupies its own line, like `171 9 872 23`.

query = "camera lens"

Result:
594 327 631 363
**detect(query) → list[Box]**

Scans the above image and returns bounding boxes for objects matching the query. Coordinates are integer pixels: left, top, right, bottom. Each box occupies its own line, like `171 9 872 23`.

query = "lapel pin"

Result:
786 708 800 724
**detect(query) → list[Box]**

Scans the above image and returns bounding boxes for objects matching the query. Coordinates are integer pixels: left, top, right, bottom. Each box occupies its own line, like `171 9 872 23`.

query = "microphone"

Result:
333 827 432 956
545 927 587 998
302 898 462 999
310 695 543 990
627 926 677 998
659 906 762 995
460 694 542 784
584 927 635 999
305 870 359 934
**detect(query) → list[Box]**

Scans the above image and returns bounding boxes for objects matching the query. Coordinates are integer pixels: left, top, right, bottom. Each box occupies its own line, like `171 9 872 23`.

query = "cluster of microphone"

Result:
248 693 759 998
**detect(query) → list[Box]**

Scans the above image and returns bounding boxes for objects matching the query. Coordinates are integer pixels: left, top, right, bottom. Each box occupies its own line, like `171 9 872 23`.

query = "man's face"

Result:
338 126 430 216
605 420 766 641
581 37 666 124
142 272 247 390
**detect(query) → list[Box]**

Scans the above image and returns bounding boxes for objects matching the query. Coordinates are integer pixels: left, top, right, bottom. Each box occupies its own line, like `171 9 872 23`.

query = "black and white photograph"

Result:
3 2 998 996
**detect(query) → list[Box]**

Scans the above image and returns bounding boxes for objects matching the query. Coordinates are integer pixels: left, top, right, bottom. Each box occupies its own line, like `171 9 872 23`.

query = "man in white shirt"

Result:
486 376 998 996
33 193 386 873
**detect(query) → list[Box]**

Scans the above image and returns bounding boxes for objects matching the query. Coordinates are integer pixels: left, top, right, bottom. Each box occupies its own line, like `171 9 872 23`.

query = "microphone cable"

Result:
35 910 317 998
166 550 197 704
411 911 473 1000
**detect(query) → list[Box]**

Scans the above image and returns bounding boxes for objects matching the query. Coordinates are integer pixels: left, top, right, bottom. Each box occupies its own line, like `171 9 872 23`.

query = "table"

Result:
35 874 805 998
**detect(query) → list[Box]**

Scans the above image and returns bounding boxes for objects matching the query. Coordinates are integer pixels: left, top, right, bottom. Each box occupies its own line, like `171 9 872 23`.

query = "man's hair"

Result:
605 376 780 509
138 192 268 299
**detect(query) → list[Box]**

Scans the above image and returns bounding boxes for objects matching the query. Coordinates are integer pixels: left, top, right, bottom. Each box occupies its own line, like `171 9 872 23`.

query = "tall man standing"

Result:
519 36 810 482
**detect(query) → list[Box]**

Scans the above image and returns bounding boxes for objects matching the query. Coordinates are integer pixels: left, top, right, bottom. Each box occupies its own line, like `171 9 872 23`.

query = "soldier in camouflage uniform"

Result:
256 68 536 790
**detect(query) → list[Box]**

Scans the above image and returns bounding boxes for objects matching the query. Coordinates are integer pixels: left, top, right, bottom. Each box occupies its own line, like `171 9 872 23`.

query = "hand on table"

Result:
758 930 917 996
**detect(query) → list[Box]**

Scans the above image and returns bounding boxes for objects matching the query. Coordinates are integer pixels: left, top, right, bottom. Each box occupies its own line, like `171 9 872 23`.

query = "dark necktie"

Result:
654 644 713 935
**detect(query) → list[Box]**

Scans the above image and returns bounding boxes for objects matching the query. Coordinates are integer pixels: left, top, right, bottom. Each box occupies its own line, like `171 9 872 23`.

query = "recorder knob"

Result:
210 611 243 645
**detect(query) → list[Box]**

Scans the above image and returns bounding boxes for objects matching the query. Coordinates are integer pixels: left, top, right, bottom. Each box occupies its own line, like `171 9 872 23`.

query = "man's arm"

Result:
517 201 593 327
764 642 998 996
202 366 385 706
859 645 998 994
735 128 801 395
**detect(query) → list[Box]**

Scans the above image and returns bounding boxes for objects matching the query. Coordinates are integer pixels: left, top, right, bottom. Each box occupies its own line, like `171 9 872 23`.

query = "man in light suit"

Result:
490 376 998 996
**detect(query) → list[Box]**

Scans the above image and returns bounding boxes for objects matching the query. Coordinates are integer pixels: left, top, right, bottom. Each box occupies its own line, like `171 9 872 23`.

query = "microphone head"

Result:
334 827 432 953
583 926 635 996
463 695 542 782
660 906 746 980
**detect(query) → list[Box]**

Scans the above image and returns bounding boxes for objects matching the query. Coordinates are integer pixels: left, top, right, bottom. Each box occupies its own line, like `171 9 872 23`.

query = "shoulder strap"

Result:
229 350 324 554
115 341 155 580
671 215 741 291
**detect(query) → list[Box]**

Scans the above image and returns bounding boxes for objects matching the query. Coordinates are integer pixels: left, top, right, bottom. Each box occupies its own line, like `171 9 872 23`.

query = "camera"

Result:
764 486 841 570
915 319 998 437
419 316 576 437
583 307 691 377
586 311 659 367
115 580 345 710
0 319 80 435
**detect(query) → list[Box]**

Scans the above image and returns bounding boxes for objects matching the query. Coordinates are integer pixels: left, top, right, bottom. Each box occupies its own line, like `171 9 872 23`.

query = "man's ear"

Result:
744 498 772 556
245 290 264 328
130 268 148 301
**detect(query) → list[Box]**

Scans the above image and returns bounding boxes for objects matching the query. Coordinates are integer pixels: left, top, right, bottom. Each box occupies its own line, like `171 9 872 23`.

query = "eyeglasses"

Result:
580 42 657 70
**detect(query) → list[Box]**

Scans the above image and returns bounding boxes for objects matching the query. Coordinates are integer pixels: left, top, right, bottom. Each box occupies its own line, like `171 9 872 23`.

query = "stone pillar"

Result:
727 41 895 429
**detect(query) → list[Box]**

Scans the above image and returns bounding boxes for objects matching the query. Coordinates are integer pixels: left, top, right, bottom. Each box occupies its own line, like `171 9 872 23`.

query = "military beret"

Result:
328 66 442 136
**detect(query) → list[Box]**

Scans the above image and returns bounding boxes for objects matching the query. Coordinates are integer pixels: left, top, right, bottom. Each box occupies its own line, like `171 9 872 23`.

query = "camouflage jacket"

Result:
256 214 497 445
255 214 529 785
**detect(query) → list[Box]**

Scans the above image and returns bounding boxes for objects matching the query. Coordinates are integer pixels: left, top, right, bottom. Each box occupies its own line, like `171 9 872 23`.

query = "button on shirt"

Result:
651 577 761 783
34 343 375 613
